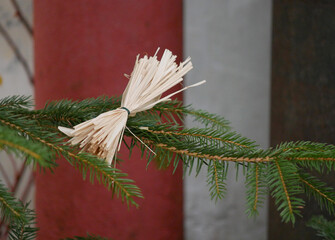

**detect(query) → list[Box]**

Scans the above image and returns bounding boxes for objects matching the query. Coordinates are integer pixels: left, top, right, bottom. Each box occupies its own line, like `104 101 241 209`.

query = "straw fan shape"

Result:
58 48 205 165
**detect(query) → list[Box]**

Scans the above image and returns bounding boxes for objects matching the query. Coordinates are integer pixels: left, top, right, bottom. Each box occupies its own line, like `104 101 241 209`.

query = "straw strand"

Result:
59 48 205 165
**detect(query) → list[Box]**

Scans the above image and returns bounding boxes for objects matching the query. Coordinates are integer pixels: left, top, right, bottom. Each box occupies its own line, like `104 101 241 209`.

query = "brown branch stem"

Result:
10 0 33 36
146 129 250 148
275 160 293 214
145 140 270 163
253 163 259 211
213 162 220 196
0 23 33 85
299 175 335 206
11 159 27 194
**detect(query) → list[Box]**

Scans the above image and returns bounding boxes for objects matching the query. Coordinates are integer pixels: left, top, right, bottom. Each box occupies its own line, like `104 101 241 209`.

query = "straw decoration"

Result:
58 48 206 165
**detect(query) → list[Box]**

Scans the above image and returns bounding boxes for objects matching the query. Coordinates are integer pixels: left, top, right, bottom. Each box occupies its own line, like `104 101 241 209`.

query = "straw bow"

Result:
58 48 205 165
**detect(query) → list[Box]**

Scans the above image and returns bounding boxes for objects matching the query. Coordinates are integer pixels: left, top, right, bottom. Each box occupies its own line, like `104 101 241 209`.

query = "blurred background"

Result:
0 1 34 237
0 0 270 239
184 1 271 239
0 1 333 240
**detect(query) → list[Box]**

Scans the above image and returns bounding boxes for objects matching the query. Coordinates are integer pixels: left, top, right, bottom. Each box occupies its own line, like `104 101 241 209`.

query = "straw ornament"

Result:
58 48 206 165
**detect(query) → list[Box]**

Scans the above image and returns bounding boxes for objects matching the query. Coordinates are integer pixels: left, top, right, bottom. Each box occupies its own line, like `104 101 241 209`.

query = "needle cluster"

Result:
0 95 335 237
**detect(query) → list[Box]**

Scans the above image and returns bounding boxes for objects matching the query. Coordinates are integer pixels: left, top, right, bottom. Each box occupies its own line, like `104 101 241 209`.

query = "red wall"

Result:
34 1 183 239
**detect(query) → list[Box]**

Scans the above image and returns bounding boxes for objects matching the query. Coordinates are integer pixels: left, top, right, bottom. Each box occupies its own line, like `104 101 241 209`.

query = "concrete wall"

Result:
0 0 34 205
184 0 272 239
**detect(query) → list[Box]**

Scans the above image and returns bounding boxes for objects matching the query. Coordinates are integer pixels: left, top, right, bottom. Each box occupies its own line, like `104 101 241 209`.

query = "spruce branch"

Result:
153 100 231 130
145 128 254 149
0 126 55 169
125 128 335 223
278 141 335 172
1 95 335 224
0 95 32 109
245 163 267 217
0 181 24 223
0 104 143 207
144 139 268 163
207 160 226 201
124 118 335 223
307 215 335 240
0 140 38 161
300 173 335 215
8 207 37 240
268 159 304 223
62 152 143 207
0 181 37 240
34 96 121 126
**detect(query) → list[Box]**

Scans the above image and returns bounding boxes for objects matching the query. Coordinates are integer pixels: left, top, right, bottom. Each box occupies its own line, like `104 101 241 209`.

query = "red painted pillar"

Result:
34 1 183 239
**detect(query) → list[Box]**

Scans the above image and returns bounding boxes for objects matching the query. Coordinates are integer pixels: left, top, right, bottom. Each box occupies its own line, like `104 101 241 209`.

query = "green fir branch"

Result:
1 95 335 225
0 181 26 224
0 181 37 240
127 124 262 172
63 152 143 207
0 126 56 169
153 100 231 130
0 105 142 207
307 215 335 240
0 95 32 109
277 141 335 172
29 96 121 127
268 159 305 223
143 127 257 150
207 160 227 201
299 173 335 215
245 163 268 217
8 206 37 240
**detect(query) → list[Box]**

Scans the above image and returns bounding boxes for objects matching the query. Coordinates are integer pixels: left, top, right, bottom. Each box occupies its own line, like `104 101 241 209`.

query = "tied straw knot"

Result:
58 48 206 166
119 107 131 116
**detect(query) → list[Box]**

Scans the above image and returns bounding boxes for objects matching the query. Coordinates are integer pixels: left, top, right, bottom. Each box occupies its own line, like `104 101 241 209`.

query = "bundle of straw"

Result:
58 48 205 165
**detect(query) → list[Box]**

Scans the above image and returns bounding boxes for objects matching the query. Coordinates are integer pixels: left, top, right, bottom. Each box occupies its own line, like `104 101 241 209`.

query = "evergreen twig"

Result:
0 95 334 235
307 215 335 240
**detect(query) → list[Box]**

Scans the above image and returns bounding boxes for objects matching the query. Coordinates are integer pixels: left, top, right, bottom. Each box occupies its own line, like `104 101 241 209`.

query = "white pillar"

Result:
184 1 272 239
